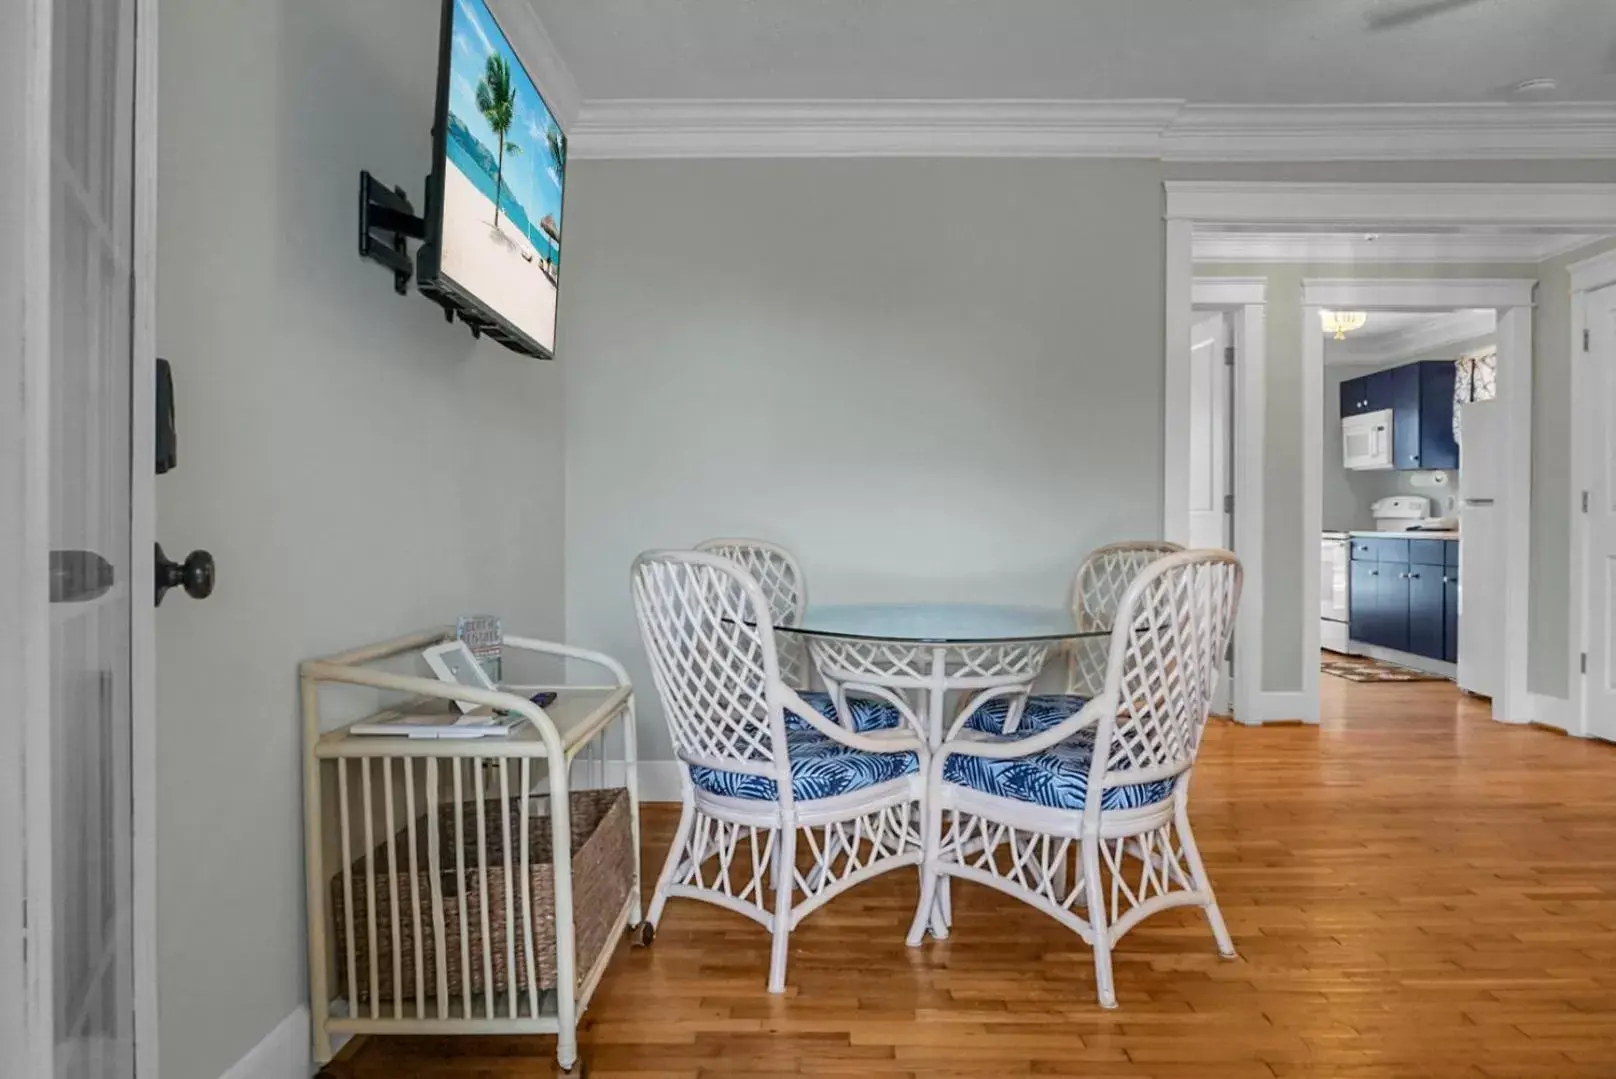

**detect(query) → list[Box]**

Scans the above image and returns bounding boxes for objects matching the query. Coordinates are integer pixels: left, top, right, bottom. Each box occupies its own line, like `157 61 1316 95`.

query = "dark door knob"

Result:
155 543 215 605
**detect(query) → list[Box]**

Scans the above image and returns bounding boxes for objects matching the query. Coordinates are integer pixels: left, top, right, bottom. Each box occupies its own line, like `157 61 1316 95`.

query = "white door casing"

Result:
1582 282 1616 742
3 0 159 1076
1299 280 1536 726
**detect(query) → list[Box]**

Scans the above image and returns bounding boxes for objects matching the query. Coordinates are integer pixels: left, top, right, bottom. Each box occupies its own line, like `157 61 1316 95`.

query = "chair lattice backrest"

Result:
1086 550 1241 810
631 551 786 773
694 538 809 689
1067 541 1185 697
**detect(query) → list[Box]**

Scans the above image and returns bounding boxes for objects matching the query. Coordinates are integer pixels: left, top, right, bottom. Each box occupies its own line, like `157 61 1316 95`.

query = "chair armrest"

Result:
503 635 630 687
937 693 1112 762
779 685 928 759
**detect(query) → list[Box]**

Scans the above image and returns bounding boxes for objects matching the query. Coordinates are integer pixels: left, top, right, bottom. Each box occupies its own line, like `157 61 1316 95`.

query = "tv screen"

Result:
420 0 566 358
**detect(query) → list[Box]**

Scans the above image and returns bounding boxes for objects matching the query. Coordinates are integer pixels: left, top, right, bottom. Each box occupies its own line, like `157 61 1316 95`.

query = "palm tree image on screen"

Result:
475 53 521 231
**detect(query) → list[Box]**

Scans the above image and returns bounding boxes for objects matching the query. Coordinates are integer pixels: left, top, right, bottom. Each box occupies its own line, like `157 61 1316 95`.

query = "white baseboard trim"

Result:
602 760 682 803
1528 693 1575 734
219 1005 309 1079
1246 691 1313 725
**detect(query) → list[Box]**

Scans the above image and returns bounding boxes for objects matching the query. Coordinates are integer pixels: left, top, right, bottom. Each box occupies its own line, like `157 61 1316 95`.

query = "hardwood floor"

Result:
331 677 1616 1077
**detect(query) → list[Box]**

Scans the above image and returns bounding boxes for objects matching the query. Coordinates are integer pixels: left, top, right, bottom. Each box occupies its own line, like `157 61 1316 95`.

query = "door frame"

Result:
0 0 161 1074
1300 278 1536 725
1189 276 1265 726
1165 181 1616 727
1569 247 1616 740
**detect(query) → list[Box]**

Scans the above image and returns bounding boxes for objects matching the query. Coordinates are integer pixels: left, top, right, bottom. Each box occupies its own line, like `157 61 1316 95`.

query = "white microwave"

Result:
1343 408 1394 470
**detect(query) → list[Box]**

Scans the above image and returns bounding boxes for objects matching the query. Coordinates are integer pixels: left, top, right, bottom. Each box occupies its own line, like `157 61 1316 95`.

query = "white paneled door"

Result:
1588 283 1616 742
1187 313 1232 552
4 0 156 1076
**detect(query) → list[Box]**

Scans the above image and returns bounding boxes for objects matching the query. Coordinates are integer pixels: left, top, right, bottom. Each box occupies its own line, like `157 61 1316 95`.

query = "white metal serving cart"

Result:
300 630 645 1077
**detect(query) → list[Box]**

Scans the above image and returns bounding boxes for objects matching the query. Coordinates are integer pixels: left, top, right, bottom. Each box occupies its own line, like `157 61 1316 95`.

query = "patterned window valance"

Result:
1453 347 1498 445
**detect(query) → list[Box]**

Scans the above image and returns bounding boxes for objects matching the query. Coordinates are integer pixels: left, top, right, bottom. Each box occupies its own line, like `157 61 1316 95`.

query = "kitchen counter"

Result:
1348 530 1460 540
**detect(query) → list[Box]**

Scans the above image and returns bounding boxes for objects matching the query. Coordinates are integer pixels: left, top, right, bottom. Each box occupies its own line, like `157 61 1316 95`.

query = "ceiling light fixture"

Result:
1321 310 1368 340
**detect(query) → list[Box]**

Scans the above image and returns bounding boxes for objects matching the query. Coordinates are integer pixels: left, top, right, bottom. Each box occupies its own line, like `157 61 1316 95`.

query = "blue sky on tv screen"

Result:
447 0 563 235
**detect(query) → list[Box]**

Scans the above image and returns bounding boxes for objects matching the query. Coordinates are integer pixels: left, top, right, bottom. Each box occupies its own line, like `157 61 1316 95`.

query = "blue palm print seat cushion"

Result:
689 722 919 802
792 690 904 733
942 731 1172 811
963 693 1089 736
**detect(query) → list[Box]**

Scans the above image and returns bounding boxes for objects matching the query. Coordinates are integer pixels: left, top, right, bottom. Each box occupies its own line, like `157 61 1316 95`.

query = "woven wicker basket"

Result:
331 786 633 1005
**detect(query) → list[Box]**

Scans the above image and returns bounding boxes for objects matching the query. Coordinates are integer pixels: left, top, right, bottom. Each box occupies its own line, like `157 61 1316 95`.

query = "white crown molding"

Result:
488 0 581 128
568 98 1616 162
1193 230 1602 265
569 99 1181 159
1302 277 1537 310
1327 309 1497 366
1567 246 1616 292
1161 103 1616 162
1167 182 1616 230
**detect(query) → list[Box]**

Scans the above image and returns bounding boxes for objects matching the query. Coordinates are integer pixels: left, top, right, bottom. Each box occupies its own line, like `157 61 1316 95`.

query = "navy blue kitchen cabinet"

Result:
1392 364 1422 468
1339 360 1460 470
1349 559 1382 645
1407 563 1445 660
1349 537 1460 663
1378 558 1411 652
1417 362 1459 470
1339 369 1395 417
1367 369 1395 414
1341 377 1364 418
1442 565 1459 664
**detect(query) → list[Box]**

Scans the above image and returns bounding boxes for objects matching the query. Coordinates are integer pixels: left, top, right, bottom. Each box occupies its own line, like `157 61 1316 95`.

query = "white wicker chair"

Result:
909 549 1242 1008
695 538 809 689
1067 540 1185 699
633 551 928 993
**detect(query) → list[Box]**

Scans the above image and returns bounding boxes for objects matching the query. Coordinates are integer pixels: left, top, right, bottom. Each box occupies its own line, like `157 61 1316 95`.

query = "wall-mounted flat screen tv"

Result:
417 0 566 359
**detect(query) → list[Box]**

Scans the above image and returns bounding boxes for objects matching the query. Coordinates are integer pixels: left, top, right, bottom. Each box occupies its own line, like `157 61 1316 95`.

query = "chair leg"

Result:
906 799 942 947
767 824 798 994
1082 836 1116 1009
1176 801 1235 959
646 799 695 929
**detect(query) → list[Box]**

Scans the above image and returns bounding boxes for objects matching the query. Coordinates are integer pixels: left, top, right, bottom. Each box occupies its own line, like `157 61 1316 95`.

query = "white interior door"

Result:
1188 312 1232 551
3 0 153 1076
1188 311 1234 712
1586 283 1616 742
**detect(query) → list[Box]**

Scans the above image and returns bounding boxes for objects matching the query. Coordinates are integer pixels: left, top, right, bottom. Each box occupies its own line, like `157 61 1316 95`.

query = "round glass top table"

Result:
786 602 1098 645
776 602 1109 748
777 602 1108 940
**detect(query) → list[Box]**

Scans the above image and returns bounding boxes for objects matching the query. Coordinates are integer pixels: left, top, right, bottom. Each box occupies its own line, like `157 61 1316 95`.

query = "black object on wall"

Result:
156 357 177 474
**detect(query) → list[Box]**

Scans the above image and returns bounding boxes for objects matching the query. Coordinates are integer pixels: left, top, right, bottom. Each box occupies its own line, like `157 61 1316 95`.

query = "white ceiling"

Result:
1322 308 1498 365
530 0 1616 104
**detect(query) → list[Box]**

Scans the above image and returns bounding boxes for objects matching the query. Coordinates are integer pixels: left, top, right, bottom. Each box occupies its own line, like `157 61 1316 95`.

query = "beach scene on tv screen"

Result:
442 0 565 353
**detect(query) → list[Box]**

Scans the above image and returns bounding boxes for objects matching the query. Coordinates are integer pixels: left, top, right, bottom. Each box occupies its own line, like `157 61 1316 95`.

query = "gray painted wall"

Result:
560 158 1165 761
155 3 565 1078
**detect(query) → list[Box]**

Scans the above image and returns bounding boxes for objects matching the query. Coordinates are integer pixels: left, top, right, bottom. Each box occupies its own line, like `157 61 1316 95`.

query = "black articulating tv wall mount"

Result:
358 171 426 295
356 169 544 358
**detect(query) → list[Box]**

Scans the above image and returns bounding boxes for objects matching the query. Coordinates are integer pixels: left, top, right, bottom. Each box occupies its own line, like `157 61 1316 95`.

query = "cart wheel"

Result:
629 921 655 947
